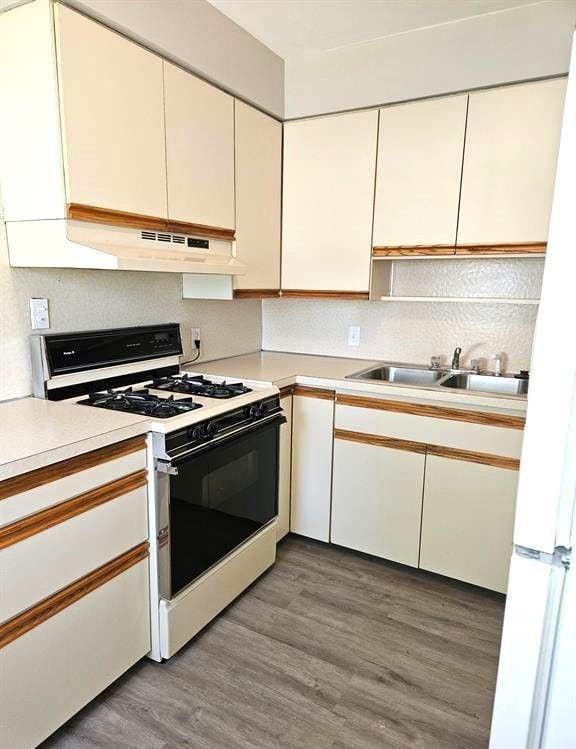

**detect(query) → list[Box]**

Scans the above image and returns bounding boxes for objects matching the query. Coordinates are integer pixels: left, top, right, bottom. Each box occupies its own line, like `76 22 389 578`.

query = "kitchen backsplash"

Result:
262 257 542 371
262 297 538 372
0 226 262 401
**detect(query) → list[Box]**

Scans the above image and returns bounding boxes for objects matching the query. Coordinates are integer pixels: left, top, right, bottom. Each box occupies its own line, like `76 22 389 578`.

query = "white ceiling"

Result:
207 0 545 59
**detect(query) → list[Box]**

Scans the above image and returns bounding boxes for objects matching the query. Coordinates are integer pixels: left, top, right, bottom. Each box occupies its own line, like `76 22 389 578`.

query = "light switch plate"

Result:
30 298 50 329
348 325 360 347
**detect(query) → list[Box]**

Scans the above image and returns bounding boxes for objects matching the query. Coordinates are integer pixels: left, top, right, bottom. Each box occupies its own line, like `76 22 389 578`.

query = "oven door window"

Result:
169 420 280 596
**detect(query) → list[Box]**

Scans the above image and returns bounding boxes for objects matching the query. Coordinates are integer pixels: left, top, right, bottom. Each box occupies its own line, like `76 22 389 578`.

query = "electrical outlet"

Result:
348 325 360 347
191 327 201 343
30 298 50 329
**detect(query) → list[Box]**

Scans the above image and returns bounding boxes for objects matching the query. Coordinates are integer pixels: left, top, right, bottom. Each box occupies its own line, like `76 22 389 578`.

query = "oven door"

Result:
162 414 284 598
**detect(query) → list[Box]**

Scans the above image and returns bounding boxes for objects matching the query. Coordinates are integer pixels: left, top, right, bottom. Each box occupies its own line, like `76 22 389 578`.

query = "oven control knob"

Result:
206 421 218 437
249 405 263 419
189 424 206 441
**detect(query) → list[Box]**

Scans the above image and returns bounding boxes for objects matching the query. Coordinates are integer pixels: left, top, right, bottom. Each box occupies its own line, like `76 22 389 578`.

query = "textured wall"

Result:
262 259 542 372
262 298 538 372
391 258 544 299
0 226 261 401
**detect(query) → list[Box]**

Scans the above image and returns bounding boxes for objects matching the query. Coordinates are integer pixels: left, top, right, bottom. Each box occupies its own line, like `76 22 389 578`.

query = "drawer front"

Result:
335 401 523 458
1 478 148 623
0 437 147 527
0 554 150 749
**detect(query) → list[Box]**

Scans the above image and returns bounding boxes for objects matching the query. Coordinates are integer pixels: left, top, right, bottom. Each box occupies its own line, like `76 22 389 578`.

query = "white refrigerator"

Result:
489 33 576 749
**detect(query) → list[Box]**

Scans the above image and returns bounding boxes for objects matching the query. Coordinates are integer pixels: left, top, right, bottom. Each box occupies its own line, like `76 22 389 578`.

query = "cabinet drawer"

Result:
0 552 150 749
335 396 523 458
0 436 147 527
1 475 148 622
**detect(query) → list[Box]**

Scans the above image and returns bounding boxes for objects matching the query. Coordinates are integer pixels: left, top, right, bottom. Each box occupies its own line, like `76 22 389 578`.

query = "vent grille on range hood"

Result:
5 219 246 275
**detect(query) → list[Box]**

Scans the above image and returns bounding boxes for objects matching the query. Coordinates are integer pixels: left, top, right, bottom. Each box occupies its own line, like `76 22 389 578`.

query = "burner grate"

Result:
78 387 202 418
145 374 252 399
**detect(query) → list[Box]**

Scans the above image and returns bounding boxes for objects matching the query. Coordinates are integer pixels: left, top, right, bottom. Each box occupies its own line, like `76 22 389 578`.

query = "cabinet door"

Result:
164 62 235 231
457 79 566 249
420 455 519 592
234 101 282 292
373 95 467 252
290 391 334 541
282 111 378 293
55 5 167 218
332 436 425 567
277 394 293 541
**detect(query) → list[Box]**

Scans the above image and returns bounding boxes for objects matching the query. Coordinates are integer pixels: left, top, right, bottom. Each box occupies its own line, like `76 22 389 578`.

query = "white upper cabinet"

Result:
164 62 235 231
457 79 566 248
55 4 167 218
373 95 467 251
282 110 378 294
234 101 282 291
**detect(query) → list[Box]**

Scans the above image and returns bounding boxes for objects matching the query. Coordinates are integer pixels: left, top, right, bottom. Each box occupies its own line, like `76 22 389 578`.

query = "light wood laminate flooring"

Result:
43 536 505 749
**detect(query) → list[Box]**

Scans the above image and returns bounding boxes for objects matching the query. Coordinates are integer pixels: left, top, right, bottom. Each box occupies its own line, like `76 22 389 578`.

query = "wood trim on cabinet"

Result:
279 385 295 399
293 385 335 401
0 470 148 550
233 289 281 299
0 542 149 649
334 428 519 469
455 242 546 256
67 204 235 241
0 436 146 501
335 393 525 430
281 290 370 300
372 245 456 257
427 445 520 471
67 203 167 231
334 428 427 454
166 220 235 241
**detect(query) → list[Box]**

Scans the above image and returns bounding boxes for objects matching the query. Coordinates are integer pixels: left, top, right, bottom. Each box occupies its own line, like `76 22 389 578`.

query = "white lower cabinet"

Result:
290 390 334 542
277 394 293 541
331 437 425 567
331 394 522 591
0 559 150 749
420 455 519 593
0 437 151 749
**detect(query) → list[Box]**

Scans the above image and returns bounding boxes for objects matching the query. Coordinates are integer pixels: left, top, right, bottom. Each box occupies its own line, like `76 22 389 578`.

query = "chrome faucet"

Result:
451 347 462 370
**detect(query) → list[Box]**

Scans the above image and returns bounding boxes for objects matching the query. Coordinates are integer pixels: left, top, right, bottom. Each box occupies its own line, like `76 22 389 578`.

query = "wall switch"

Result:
191 327 201 343
348 325 360 347
30 298 50 329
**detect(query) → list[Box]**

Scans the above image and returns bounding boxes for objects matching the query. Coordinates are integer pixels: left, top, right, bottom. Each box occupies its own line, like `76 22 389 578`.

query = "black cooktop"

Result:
145 374 252 399
77 387 202 418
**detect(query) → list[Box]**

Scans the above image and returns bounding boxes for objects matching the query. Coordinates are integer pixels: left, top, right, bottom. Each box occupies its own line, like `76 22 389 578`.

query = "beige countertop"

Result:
0 398 149 481
185 351 528 415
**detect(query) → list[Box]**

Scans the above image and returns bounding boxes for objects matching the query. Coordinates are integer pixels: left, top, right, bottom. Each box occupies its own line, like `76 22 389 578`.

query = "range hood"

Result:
5 219 246 275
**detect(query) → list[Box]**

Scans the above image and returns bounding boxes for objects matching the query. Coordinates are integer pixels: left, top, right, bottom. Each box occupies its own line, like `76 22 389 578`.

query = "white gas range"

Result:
31 324 284 661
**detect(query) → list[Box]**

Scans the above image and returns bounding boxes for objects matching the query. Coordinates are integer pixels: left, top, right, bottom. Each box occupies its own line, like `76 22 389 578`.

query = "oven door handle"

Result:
165 412 287 466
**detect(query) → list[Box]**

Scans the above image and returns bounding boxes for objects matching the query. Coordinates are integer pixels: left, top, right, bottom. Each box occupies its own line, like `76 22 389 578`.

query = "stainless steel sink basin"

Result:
347 361 528 396
347 365 447 386
440 373 529 396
